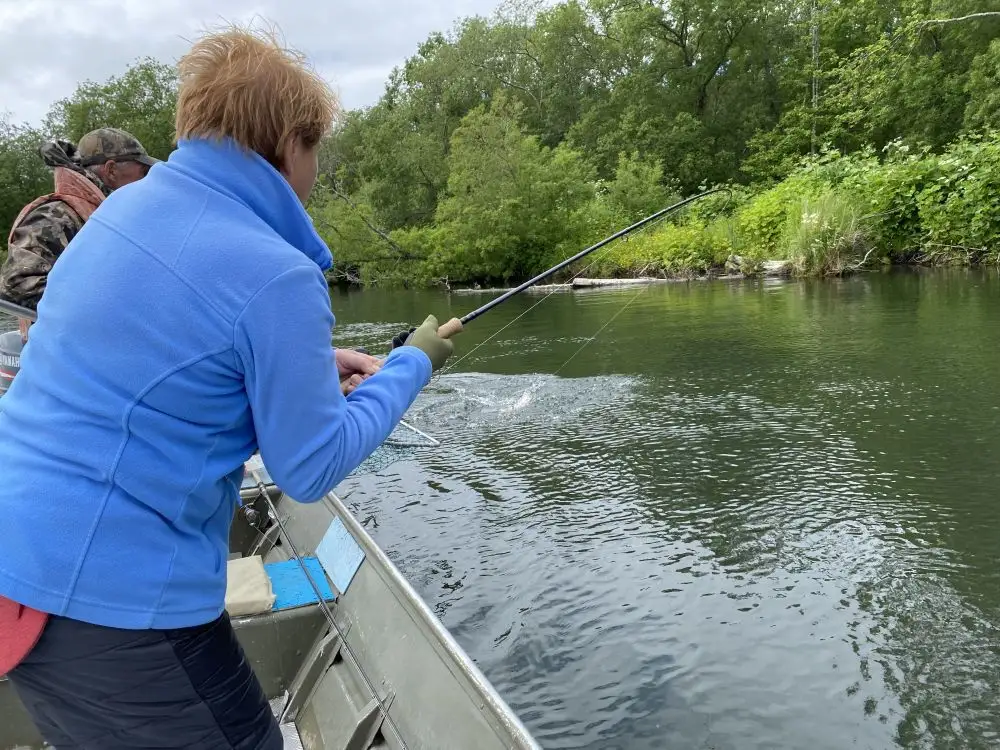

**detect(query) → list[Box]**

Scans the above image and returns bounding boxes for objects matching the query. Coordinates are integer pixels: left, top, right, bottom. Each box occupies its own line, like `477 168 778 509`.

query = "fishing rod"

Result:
436 187 728 339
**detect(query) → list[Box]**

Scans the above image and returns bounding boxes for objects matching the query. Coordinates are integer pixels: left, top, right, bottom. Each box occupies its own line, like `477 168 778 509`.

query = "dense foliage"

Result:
3 3 1000 282
0 59 177 268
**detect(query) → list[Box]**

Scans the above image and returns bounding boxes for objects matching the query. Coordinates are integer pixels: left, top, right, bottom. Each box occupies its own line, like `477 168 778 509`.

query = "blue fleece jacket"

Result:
0 138 432 629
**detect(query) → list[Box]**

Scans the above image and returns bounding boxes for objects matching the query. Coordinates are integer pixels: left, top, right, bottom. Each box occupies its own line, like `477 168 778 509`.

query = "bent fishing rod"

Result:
435 187 728 339
2 188 726 344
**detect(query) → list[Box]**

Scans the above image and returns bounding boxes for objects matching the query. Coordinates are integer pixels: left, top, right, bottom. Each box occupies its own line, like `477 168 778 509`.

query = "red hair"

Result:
175 23 338 168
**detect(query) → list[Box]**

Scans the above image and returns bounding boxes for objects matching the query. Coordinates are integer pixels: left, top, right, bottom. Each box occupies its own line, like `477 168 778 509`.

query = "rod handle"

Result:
438 317 464 339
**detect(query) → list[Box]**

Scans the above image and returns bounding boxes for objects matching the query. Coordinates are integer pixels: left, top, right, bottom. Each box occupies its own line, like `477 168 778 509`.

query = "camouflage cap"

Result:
77 128 159 168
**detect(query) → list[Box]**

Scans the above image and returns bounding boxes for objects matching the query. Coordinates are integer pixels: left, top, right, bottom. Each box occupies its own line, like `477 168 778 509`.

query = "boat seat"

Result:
225 555 335 618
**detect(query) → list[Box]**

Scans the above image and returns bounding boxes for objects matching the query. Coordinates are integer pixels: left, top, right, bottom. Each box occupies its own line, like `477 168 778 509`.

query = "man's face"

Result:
100 159 151 190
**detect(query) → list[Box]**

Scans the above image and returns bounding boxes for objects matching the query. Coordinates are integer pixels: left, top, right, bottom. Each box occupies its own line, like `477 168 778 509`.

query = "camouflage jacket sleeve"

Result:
0 200 84 311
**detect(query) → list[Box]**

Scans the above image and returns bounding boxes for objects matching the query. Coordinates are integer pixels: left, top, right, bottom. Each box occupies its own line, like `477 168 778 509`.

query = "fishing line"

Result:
502 281 656 411
249 466 409 749
551 284 651 378
434 230 635 377
404 189 731 431
432 193 713 377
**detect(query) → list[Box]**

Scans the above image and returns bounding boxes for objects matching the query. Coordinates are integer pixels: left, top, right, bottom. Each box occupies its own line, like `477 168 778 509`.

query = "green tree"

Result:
747 2 1000 181
430 95 596 282
44 58 178 160
566 0 801 188
964 38 1000 131
0 118 51 262
602 151 676 223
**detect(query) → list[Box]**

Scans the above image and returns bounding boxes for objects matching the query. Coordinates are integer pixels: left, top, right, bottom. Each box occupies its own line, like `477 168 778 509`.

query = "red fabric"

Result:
0 595 48 677
6 166 104 245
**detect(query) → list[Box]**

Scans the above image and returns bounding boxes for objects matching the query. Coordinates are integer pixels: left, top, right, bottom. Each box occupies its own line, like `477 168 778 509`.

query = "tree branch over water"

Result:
917 12 1000 28
325 182 416 260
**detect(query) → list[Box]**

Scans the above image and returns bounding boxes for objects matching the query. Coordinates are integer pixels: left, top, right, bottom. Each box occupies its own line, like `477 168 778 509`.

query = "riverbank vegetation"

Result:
2 1 1000 286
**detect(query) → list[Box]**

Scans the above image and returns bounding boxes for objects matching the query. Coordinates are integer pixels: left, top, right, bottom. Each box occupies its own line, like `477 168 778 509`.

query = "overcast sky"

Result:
0 0 506 126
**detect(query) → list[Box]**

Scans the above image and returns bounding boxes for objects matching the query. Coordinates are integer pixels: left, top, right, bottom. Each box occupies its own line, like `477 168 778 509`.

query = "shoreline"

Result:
329 257 1000 294
443 258 809 294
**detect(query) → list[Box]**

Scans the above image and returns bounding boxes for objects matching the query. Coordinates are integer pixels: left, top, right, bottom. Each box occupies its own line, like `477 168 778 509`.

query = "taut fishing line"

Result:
434 191 728 378
343 214 655 474
428 234 657 417
343 188 734 474
426 188 733 419
480 278 658 416
433 234 639 378
1 191 729 480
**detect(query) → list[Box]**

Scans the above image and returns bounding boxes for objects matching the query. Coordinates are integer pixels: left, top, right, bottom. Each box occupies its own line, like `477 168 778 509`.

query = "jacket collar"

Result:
164 137 332 271
52 167 107 212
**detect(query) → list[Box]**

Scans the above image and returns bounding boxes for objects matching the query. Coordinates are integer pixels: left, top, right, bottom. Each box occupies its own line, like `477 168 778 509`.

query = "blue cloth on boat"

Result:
265 558 336 611
0 137 431 630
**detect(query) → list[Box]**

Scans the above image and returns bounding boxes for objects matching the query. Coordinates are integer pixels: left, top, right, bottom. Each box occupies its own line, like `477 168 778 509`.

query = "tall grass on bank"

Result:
784 193 871 276
581 190 872 279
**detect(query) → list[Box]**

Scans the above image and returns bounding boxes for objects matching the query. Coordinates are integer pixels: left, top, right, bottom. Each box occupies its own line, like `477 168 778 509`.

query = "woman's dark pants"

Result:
7 611 283 750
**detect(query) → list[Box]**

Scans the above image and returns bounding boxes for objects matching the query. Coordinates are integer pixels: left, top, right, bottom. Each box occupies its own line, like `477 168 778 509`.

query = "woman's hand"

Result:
340 373 364 395
335 348 381 379
335 348 382 395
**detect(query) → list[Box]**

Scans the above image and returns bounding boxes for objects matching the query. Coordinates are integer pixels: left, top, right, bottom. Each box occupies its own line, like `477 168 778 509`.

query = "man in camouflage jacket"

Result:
1 128 158 314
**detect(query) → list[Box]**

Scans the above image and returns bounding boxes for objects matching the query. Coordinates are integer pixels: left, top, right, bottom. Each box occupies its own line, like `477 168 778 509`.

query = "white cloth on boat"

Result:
225 555 276 616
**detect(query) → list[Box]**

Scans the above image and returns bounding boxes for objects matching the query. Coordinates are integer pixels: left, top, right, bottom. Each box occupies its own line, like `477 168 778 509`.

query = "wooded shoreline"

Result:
3 3 1000 289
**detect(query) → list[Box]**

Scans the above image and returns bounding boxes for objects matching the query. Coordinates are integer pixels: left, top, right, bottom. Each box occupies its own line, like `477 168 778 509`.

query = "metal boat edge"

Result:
0 458 540 750
323 488 538 748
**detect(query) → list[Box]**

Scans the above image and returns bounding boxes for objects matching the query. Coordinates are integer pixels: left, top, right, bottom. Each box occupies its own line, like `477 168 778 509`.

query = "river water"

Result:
4 270 993 748
330 269 1000 750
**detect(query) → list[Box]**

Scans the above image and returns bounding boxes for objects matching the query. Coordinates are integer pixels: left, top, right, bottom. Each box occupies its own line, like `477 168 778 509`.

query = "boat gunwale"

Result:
320 488 541 750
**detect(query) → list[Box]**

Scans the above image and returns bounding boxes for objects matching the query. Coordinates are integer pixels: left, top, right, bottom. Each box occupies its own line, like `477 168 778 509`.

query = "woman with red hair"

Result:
0 24 455 750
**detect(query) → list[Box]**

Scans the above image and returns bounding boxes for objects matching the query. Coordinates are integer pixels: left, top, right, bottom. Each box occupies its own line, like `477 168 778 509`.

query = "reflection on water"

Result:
330 270 1000 749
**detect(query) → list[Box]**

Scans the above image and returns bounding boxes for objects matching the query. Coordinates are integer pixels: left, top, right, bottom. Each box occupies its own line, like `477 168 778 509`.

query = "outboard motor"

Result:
0 329 23 397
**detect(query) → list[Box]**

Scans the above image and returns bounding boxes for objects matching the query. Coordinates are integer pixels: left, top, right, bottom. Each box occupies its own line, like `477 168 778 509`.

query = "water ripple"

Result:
332 273 1000 750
